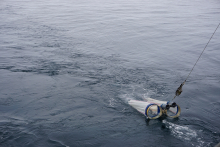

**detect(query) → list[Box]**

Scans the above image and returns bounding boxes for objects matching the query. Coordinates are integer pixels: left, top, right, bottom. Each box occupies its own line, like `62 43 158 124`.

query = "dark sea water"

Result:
0 0 220 146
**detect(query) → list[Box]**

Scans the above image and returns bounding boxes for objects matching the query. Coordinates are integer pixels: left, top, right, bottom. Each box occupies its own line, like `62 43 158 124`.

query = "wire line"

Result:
185 23 220 82
172 23 220 101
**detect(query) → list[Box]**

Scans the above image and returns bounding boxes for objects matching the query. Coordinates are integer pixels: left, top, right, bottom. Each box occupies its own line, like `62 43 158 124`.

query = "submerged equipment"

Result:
128 98 181 119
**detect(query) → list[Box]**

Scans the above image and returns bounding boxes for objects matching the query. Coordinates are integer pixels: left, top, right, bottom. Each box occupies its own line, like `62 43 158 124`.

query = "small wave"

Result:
48 138 69 147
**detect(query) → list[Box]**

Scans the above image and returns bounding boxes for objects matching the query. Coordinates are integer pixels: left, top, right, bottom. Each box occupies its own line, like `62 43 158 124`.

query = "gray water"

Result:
0 0 220 146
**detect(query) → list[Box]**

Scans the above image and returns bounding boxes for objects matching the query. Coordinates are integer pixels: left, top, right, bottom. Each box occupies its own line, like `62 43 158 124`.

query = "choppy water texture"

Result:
0 0 220 146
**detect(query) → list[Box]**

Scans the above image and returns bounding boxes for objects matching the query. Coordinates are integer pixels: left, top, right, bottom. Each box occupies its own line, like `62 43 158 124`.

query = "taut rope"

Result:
172 23 220 101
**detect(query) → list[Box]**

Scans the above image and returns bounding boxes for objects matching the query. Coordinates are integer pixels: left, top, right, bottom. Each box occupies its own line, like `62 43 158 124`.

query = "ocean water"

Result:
0 0 220 146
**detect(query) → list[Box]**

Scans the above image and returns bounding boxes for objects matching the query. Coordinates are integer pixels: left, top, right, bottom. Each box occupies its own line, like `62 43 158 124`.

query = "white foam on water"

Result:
119 84 158 103
163 120 205 147
109 97 116 107
119 93 134 103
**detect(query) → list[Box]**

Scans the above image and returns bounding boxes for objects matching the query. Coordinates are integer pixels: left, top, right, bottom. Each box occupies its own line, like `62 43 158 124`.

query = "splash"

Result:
119 84 158 103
